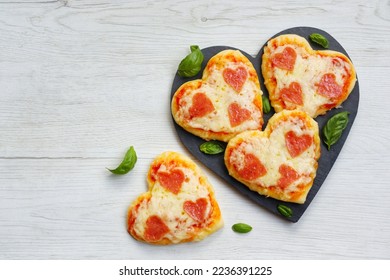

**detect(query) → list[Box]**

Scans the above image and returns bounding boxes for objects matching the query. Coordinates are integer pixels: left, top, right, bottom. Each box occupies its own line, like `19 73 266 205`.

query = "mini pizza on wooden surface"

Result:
127 151 223 245
262 34 356 117
172 49 263 142
224 110 320 204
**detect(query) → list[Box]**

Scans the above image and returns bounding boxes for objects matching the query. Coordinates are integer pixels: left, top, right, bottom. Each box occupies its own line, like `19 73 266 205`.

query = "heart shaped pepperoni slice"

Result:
228 102 251 127
280 82 303 106
183 198 208 222
277 164 300 189
285 131 313 158
223 66 248 92
189 92 215 119
144 215 170 242
157 169 185 194
236 153 267 181
271 46 297 71
317 73 343 99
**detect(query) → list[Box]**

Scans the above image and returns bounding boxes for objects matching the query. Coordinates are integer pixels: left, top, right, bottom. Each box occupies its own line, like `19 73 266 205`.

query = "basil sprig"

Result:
199 141 225 155
232 223 252 233
262 95 271 114
277 204 293 218
177 45 204 77
309 33 329 48
323 111 350 150
107 146 137 175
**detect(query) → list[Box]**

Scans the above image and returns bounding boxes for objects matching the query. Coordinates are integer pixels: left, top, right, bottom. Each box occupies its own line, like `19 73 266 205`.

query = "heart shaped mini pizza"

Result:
171 49 263 142
262 34 356 117
224 110 321 204
127 151 223 245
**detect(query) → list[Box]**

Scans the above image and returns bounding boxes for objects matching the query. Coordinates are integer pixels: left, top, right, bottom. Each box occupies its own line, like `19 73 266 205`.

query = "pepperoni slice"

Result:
280 82 303 106
277 164 299 189
237 153 267 181
144 215 170 242
183 198 208 222
285 131 313 158
316 73 342 99
228 102 251 127
157 169 185 194
271 47 297 71
223 66 248 92
189 92 215 119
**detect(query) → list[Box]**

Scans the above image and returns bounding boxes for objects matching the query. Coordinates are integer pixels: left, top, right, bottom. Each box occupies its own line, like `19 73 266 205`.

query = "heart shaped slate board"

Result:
170 27 359 222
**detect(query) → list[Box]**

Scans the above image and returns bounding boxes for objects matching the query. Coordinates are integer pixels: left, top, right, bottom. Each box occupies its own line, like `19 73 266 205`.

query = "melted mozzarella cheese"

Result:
178 62 262 132
273 45 351 116
132 164 212 243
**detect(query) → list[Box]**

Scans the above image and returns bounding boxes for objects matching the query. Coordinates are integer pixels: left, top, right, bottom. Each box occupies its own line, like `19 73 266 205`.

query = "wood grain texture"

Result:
1 0 390 259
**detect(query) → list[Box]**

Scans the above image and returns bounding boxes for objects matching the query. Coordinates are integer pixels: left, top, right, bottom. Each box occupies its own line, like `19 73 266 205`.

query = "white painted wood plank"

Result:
0 0 390 259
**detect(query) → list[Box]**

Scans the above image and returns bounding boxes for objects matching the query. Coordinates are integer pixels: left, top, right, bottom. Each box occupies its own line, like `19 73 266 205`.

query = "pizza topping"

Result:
183 198 208 222
144 215 170 242
237 153 267 181
279 82 304 106
228 102 251 127
317 73 343 99
277 164 299 189
157 169 185 194
285 131 313 158
271 46 297 71
223 66 248 92
189 92 215 119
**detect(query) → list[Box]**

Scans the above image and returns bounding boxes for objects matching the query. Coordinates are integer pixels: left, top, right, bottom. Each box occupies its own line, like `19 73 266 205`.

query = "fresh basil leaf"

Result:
177 45 204 77
309 33 329 48
262 95 271 114
323 111 350 150
190 45 198 52
107 146 137 175
232 223 252 233
277 204 293 218
199 141 225 155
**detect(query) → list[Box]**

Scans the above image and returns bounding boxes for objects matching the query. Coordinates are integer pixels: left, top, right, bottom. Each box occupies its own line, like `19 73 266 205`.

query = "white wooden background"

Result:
1 0 390 260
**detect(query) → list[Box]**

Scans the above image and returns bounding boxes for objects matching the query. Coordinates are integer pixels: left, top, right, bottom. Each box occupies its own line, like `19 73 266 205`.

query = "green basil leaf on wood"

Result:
232 223 252 233
323 111 350 150
309 33 329 48
199 141 225 155
107 146 137 175
177 45 204 77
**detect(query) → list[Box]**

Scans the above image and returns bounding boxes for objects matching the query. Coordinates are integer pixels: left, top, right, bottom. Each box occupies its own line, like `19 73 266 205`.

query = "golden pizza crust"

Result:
224 110 321 204
262 34 356 117
172 49 263 142
127 151 223 245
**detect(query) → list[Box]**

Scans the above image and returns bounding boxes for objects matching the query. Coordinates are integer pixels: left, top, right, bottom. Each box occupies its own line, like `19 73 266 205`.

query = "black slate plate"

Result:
170 27 359 222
